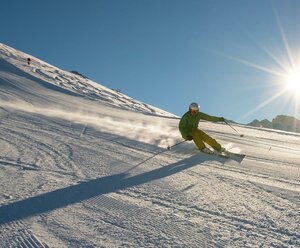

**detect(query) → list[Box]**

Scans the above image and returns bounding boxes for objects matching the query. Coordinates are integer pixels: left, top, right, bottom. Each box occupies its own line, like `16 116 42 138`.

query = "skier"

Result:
179 102 226 154
27 57 31 65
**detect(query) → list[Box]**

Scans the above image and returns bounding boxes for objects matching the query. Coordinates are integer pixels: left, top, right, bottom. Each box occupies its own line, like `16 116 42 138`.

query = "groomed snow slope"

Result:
0 44 299 247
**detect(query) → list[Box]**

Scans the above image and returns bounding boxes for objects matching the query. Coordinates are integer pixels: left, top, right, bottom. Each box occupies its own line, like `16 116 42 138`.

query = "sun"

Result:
285 66 300 94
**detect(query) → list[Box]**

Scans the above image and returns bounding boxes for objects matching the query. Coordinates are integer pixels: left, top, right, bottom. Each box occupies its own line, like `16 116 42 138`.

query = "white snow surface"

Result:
0 43 299 247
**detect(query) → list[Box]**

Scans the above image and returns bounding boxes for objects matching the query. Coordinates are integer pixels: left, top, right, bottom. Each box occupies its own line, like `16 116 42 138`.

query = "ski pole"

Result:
224 121 244 137
167 140 187 150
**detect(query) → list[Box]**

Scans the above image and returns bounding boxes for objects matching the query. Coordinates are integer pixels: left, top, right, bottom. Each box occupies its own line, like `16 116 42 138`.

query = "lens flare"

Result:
285 66 300 93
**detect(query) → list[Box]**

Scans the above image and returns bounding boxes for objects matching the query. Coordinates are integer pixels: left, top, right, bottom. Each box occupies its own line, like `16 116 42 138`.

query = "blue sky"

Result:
1 0 300 123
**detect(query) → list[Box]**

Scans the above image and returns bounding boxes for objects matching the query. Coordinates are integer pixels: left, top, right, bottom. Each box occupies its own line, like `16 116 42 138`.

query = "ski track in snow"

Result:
1 43 300 247
1 219 50 248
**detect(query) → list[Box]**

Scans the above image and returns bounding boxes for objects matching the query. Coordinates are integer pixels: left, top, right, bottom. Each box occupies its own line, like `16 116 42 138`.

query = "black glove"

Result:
219 117 225 122
185 135 193 141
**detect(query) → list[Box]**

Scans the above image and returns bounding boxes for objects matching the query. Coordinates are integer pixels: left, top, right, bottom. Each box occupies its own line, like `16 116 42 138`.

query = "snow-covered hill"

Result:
0 44 299 247
0 43 176 117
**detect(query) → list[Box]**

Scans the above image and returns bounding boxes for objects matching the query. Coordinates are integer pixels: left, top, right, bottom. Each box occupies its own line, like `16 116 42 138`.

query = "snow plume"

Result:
1 101 180 148
223 142 242 153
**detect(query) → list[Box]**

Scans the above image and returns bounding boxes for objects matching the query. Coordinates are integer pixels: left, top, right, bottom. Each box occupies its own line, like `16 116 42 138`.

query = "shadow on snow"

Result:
0 153 225 224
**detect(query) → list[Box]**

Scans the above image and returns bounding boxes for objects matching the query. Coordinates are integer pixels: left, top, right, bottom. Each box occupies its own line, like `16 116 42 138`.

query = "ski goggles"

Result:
190 109 198 114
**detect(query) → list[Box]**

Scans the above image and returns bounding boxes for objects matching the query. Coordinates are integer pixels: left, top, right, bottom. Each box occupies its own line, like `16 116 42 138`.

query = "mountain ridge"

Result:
247 115 300 133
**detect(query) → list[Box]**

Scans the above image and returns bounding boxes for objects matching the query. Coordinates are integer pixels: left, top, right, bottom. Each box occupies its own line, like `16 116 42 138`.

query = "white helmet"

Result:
189 102 199 112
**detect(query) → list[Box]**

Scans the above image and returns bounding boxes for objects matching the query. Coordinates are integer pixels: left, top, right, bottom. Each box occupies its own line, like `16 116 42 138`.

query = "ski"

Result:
200 149 246 162
217 150 246 163
223 150 246 158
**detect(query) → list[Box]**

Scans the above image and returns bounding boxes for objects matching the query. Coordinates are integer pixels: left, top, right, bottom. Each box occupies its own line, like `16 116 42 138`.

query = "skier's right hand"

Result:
185 135 193 141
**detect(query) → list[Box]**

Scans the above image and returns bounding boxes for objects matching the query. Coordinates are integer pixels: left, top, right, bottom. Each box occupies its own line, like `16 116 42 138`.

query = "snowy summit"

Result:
0 43 299 247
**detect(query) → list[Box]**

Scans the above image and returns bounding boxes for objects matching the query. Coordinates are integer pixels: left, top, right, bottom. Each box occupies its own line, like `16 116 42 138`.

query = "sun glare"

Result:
285 66 300 94
229 4 300 122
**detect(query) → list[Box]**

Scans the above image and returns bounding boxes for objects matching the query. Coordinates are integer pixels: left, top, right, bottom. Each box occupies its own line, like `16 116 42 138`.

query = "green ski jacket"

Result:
179 111 221 139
